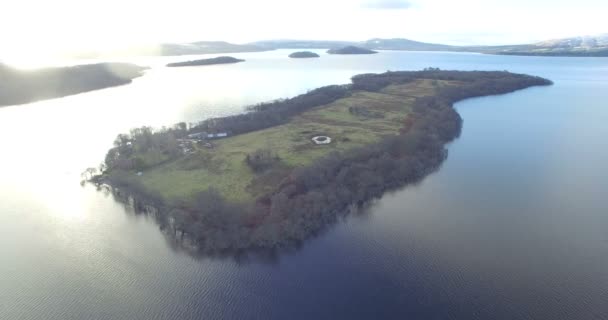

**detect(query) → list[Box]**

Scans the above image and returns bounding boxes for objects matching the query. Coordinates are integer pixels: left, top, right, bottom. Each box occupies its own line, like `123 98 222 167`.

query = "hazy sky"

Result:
1 0 606 57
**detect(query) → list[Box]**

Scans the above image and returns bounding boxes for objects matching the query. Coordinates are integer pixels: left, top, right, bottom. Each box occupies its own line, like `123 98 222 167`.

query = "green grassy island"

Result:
327 46 378 55
166 56 245 67
0 63 146 107
288 51 321 58
93 69 552 253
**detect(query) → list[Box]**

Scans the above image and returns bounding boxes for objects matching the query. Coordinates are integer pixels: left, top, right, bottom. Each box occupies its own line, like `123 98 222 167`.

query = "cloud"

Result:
362 0 413 9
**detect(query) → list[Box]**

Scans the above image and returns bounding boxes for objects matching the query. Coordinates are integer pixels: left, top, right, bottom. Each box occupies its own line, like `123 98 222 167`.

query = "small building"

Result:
187 132 208 140
187 131 229 140
207 132 229 139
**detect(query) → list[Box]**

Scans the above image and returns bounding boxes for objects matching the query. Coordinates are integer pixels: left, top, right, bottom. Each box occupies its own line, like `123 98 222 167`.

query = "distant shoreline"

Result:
251 36 608 57
494 49 608 57
0 63 146 107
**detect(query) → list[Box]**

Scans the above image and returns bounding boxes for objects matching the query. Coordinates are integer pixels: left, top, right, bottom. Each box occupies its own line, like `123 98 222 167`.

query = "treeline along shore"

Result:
92 69 552 254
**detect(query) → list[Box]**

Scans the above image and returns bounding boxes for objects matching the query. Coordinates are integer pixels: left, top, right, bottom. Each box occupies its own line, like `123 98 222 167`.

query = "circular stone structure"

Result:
312 136 332 145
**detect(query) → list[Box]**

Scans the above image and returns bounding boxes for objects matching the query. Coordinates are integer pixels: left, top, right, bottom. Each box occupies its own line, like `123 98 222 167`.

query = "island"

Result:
327 46 378 55
289 51 320 59
166 56 245 67
91 69 552 253
0 63 146 107
288 51 321 58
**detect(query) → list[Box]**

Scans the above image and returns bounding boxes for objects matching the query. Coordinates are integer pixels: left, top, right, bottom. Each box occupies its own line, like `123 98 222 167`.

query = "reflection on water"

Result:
104 181 383 264
1 50 608 320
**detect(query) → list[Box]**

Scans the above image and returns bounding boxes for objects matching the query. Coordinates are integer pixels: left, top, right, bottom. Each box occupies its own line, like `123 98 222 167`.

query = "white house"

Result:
187 132 229 140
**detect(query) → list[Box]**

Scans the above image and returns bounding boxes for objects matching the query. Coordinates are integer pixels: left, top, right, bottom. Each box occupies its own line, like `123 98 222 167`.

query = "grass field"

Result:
126 79 457 204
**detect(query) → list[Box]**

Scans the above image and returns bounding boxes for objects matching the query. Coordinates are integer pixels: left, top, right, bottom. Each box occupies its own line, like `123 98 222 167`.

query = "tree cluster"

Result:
105 123 188 171
245 149 280 173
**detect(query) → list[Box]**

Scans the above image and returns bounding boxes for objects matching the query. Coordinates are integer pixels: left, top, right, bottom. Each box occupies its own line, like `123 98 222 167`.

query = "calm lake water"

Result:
1 50 607 319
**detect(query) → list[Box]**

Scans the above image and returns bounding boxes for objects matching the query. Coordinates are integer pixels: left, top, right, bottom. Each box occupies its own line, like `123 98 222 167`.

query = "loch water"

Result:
1 50 607 319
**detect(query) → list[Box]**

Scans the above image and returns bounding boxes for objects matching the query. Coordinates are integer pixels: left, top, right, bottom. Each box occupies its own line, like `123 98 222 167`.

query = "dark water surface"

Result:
1 50 607 319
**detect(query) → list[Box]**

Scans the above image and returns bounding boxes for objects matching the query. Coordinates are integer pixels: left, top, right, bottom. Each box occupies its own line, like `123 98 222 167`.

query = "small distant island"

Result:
327 46 378 55
0 63 146 107
92 69 551 253
166 56 245 67
288 51 320 58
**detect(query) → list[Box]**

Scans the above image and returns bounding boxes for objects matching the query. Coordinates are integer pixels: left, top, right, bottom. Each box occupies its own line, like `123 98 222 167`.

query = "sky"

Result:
0 0 607 61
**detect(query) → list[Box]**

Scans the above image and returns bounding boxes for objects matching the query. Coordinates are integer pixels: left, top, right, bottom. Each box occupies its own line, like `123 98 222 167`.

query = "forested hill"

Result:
0 63 146 107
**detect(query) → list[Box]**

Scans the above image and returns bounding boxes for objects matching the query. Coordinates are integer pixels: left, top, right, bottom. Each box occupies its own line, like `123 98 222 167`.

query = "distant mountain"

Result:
362 38 456 51
535 34 608 48
78 35 608 59
159 41 268 56
493 47 608 57
52 34 608 61
251 35 608 57
253 40 357 49
490 34 608 56
252 38 455 51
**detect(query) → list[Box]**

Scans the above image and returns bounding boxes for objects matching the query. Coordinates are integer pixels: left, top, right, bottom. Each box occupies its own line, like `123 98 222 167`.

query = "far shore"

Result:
0 62 146 107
